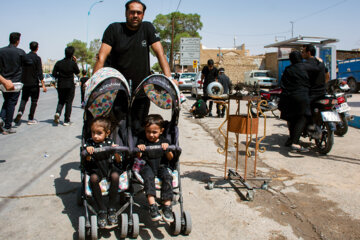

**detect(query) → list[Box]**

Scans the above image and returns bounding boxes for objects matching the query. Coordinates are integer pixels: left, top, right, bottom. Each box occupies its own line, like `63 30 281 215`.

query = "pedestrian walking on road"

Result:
93 0 173 134
52 46 80 126
14 41 47 125
79 69 89 108
201 59 218 116
0 32 28 134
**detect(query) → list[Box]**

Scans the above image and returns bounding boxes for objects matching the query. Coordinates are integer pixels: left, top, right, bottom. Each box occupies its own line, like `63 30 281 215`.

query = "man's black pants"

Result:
17 86 40 120
56 87 75 122
1 91 20 129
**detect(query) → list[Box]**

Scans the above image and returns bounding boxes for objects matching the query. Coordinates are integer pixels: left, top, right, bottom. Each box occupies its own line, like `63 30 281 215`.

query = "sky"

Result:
1 0 359 66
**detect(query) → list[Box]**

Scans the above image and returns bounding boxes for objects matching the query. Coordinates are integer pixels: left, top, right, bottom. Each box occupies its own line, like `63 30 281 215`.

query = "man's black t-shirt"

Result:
306 58 326 97
201 66 218 88
102 21 160 90
22 52 44 87
52 58 80 88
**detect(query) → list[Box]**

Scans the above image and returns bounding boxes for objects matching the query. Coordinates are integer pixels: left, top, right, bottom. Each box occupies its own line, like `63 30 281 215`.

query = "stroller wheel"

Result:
119 213 128 238
170 211 181 236
90 215 98 240
76 187 83 206
78 216 86 240
182 211 192 235
130 213 139 238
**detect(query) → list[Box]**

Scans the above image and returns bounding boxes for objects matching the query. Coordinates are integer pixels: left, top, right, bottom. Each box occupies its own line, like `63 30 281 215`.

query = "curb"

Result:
349 115 360 129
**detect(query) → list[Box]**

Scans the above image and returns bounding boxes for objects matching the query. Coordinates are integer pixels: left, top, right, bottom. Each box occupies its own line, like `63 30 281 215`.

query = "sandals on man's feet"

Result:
108 208 118 225
98 210 107 228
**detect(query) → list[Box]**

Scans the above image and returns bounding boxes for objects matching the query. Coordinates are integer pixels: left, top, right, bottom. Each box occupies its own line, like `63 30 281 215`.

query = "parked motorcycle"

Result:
303 94 341 154
326 78 350 94
333 92 352 136
249 87 282 118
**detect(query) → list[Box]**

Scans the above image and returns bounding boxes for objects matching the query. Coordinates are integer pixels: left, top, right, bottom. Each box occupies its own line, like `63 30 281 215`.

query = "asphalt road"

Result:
0 87 359 239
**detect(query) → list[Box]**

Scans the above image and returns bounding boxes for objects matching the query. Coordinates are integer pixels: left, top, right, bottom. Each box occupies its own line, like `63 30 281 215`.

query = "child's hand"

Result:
86 146 95 155
162 143 169 150
112 144 118 147
137 144 146 151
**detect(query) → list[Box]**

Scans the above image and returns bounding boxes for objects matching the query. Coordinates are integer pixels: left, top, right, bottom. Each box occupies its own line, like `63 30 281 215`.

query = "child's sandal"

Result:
108 208 118 225
98 210 107 228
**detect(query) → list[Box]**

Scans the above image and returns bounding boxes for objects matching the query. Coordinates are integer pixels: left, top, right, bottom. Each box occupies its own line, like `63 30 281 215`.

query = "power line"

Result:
202 29 292 37
293 0 348 23
175 0 182 12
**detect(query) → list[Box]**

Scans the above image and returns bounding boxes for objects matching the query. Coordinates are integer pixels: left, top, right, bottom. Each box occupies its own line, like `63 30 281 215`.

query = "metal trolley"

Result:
208 95 270 201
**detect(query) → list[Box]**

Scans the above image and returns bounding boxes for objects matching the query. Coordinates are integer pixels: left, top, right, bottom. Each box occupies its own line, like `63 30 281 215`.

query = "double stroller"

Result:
77 67 192 239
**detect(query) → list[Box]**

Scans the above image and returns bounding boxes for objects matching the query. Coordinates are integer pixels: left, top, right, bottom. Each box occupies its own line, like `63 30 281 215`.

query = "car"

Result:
42 73 55 87
244 70 277 88
178 72 196 92
191 72 203 97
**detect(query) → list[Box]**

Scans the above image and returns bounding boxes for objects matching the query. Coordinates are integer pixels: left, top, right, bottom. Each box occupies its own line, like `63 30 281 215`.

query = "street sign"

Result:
193 60 198 69
180 37 200 66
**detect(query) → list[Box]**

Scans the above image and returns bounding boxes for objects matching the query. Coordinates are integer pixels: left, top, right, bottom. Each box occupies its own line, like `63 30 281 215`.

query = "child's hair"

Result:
90 116 112 133
82 69 87 76
144 114 164 129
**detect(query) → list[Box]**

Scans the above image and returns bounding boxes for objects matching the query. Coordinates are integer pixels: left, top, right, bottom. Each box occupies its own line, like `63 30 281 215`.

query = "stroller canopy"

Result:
84 67 130 118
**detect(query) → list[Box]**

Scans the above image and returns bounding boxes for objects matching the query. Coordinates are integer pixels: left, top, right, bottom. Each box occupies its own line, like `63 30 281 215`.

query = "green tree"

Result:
153 12 202 68
67 39 94 70
152 62 161 72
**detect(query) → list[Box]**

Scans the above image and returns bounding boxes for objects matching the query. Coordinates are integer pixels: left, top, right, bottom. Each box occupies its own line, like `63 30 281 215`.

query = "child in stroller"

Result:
136 114 174 223
83 116 122 228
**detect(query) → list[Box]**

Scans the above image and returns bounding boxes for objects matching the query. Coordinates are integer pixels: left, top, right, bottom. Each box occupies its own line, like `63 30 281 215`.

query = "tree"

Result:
153 12 202 70
67 39 94 70
152 62 161 72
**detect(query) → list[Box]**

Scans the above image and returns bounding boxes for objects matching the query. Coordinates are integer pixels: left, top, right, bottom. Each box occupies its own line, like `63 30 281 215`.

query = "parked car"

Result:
244 70 277 88
178 72 196 92
42 73 55 87
191 72 203 97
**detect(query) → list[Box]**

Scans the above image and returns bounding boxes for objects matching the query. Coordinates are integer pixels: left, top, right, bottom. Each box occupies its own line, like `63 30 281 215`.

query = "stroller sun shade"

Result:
84 67 130 118
134 74 181 110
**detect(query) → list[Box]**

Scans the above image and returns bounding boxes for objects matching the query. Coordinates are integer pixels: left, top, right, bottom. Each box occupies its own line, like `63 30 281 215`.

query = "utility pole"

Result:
290 21 294 38
170 15 175 71
234 36 236 49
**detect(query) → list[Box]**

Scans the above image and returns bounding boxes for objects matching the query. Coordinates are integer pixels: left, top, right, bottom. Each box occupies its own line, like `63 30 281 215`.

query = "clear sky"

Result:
1 0 359 65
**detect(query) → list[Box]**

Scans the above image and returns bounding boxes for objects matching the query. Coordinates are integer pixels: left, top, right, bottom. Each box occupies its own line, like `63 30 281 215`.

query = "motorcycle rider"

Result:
301 44 326 131
279 50 312 152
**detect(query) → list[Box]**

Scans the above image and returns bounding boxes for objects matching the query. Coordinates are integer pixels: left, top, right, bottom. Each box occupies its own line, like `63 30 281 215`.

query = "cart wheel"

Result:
78 216 86 240
182 211 192 235
170 211 181 236
76 187 83 206
261 181 268 190
246 190 254 201
119 213 128 238
207 181 214 190
90 215 98 240
130 213 139 239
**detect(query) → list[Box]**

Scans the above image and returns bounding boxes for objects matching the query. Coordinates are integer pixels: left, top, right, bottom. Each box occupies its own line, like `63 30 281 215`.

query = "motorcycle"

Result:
249 87 282 118
303 94 341 154
326 78 350 94
333 92 353 136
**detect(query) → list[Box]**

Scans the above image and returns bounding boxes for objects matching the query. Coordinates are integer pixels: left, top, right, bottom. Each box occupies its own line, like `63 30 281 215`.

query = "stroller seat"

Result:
84 171 129 197
132 168 179 189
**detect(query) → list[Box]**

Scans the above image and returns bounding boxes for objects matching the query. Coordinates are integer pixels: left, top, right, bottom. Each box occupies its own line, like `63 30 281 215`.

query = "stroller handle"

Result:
81 146 130 158
134 144 181 153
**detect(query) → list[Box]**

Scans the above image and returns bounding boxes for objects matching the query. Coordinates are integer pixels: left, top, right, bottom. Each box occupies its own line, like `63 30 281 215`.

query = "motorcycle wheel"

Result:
334 113 348 136
315 122 334 154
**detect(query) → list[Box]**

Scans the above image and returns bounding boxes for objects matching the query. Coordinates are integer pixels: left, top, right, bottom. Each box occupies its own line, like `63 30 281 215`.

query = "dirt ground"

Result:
178 93 360 240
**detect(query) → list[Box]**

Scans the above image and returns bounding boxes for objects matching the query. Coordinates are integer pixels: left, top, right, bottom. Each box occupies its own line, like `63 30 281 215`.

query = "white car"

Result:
191 72 203 97
42 73 55 87
178 72 196 92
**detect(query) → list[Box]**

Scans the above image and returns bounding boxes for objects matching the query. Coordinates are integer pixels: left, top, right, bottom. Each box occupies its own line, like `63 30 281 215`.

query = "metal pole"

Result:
86 0 104 70
290 21 294 38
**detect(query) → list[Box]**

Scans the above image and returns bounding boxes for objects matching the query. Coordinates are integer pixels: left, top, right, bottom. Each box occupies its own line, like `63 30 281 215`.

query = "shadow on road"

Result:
54 161 81 239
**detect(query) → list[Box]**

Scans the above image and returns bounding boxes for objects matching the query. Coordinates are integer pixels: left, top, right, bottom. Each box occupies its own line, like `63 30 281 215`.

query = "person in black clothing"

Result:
0 32 28 134
14 41 47 125
93 0 172 134
216 67 232 118
279 51 317 152
136 114 174 223
190 96 208 118
52 46 80 126
79 69 89 108
83 117 122 228
201 59 218 116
